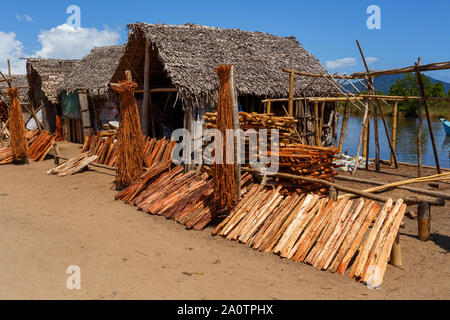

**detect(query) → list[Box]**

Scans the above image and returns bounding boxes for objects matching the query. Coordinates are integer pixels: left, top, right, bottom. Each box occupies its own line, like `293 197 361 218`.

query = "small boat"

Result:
441 118 450 136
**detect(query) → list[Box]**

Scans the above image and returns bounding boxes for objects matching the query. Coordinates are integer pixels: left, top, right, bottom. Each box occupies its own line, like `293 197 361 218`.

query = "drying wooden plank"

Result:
332 201 380 274
366 203 407 287
47 152 99 176
349 198 393 280
291 199 337 262
321 198 366 270
360 199 404 283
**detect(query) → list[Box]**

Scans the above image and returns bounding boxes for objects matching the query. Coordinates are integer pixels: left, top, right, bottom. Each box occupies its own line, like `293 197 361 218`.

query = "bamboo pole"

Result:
376 99 398 168
338 101 349 153
260 95 450 104
416 60 423 177
391 101 398 167
415 58 441 174
314 100 320 146
352 104 369 176
230 65 241 200
288 71 294 116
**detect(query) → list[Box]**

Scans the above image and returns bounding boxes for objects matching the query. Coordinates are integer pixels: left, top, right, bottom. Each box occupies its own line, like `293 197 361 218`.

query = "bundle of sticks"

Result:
116 164 253 230
276 144 339 195
213 187 406 287
47 152 98 176
204 112 301 145
81 133 176 168
0 130 52 164
27 130 57 161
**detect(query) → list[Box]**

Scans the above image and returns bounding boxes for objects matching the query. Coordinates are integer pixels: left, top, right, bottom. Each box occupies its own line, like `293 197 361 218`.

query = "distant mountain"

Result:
343 74 450 94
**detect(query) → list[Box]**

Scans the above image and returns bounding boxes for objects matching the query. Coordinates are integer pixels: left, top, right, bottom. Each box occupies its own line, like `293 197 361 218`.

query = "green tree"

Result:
388 73 446 117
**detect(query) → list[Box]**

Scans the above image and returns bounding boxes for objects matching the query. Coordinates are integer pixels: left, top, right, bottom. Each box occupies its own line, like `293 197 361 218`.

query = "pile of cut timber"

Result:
81 133 176 168
27 130 57 161
213 187 406 287
276 144 339 194
47 152 99 176
204 112 300 145
116 165 253 230
0 130 52 164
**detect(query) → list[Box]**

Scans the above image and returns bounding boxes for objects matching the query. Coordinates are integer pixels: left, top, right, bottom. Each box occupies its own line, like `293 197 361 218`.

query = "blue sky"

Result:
1 0 449 81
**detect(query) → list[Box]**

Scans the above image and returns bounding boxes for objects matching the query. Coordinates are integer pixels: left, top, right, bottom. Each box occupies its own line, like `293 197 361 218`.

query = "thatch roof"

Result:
27 58 79 104
0 75 30 102
112 22 333 110
59 45 125 95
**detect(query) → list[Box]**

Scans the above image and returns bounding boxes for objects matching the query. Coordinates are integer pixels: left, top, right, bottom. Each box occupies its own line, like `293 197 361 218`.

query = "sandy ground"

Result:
0 142 448 300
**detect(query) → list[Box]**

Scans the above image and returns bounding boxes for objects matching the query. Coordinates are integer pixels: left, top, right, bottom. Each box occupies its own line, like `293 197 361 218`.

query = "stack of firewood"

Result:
0 130 53 164
116 165 253 230
47 152 98 176
81 133 176 168
213 188 406 287
204 112 301 145
28 130 56 161
276 144 339 195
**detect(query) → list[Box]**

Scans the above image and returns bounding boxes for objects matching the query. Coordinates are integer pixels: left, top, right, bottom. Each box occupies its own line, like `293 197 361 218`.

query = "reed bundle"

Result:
6 88 27 161
112 81 146 189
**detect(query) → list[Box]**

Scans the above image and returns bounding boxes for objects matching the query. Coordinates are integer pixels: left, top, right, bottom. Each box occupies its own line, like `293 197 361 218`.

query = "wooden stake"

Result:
417 201 430 241
314 100 320 146
266 99 271 114
376 99 398 168
415 58 441 174
391 101 398 167
416 59 423 177
288 71 294 116
338 101 349 153
373 99 380 172
389 233 403 267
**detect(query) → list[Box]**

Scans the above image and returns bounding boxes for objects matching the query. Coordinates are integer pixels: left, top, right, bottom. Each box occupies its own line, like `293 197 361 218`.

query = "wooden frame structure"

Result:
264 42 450 177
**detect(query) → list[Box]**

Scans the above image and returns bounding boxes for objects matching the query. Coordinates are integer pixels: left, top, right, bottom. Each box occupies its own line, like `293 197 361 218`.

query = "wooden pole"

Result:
142 39 150 136
362 100 369 160
417 201 431 241
373 98 380 172
230 65 241 200
391 101 398 167
352 104 369 176
376 99 398 168
314 100 320 146
415 58 441 174
288 71 294 116
266 99 271 114
365 105 371 171
416 59 423 177
338 101 349 153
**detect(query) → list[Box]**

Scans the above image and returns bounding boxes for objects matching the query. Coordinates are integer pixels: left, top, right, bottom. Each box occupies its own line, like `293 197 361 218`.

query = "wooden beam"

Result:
141 39 150 136
391 102 398 167
288 71 294 116
351 60 450 78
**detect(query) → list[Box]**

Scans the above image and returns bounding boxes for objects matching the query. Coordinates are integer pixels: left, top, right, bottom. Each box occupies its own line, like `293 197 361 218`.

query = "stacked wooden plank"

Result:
213 187 406 286
204 112 300 145
276 144 339 194
116 165 253 230
0 130 51 164
81 133 176 168
28 130 57 161
47 152 99 176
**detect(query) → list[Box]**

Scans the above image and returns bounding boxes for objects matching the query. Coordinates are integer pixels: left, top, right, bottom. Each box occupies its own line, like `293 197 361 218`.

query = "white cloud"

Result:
326 57 358 69
0 31 26 74
366 57 378 65
34 24 121 59
16 14 33 22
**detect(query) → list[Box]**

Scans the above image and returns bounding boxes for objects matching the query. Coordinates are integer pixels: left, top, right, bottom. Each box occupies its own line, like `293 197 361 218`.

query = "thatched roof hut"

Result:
59 45 125 96
112 22 332 111
27 58 79 106
0 75 30 102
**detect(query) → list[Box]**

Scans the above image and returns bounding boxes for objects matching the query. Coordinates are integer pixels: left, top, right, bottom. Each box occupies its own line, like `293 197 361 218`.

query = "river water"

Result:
337 115 450 169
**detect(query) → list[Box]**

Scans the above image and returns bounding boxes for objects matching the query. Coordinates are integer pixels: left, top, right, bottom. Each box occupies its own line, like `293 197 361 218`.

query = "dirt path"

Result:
0 142 448 299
